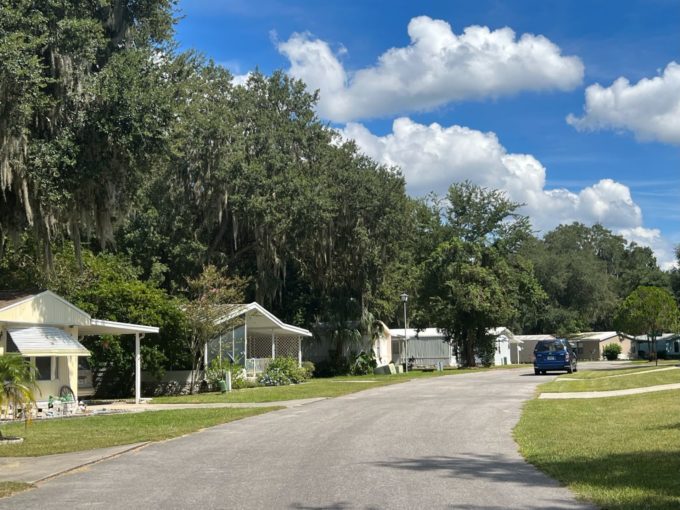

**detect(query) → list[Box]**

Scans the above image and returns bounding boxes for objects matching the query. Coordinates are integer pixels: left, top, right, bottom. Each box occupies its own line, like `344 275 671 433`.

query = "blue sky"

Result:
175 0 680 266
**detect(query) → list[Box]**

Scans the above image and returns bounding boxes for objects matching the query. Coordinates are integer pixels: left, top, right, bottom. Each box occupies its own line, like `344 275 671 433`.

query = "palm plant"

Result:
0 354 40 437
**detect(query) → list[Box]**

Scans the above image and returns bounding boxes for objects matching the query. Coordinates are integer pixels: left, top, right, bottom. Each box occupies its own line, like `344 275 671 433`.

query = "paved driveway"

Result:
3 368 592 509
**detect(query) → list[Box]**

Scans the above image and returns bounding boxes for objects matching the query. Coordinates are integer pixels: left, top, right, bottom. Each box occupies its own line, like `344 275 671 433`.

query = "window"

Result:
675 341 680 354
35 357 52 381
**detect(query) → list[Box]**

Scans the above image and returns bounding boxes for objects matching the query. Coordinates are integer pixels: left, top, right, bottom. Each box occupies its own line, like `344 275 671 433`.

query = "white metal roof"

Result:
569 331 619 342
391 327 520 343
514 334 557 341
390 327 445 339
632 333 680 342
8 327 90 357
0 290 159 336
215 302 312 337
78 319 159 336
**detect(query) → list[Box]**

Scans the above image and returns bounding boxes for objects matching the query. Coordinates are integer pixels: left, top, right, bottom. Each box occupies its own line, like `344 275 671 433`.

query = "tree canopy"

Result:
1 3 677 377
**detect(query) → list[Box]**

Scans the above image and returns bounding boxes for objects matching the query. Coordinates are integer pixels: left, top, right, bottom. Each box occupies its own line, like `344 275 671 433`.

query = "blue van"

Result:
533 339 577 375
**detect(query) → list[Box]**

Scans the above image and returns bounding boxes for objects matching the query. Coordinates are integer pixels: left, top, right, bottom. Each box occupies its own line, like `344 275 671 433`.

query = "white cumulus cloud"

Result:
568 61 680 145
278 16 584 122
341 118 673 266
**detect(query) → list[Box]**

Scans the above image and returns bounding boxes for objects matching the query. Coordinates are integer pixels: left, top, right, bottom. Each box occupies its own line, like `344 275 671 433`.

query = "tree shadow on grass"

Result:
653 422 680 430
525 450 680 509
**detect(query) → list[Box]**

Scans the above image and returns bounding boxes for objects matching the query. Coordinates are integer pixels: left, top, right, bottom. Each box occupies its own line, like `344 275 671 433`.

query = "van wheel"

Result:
534 369 540 375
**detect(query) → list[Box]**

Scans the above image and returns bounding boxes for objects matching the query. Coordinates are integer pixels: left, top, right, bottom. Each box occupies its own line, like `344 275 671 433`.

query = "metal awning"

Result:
78 319 159 336
8 327 90 357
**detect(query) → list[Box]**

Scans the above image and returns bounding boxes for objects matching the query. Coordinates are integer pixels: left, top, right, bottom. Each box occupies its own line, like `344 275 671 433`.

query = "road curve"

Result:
3 369 592 509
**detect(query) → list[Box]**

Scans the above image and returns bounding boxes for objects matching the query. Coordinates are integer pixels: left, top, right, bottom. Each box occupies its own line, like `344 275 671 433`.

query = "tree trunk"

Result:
465 330 476 367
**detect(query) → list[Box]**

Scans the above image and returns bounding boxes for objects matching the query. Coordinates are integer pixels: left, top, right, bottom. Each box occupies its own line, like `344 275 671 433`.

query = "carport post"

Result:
135 332 141 404
298 337 302 367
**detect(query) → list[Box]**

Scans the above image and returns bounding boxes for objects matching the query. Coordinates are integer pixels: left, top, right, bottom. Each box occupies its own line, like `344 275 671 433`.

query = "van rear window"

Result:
535 341 566 352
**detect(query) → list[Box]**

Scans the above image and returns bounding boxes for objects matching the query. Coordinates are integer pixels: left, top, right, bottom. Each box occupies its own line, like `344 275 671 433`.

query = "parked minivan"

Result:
533 339 577 375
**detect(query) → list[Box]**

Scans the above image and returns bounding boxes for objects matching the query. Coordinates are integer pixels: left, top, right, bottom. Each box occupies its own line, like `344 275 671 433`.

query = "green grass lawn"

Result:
625 359 679 366
563 366 672 379
151 366 525 404
0 482 33 499
539 367 680 393
0 406 280 457
515 389 680 510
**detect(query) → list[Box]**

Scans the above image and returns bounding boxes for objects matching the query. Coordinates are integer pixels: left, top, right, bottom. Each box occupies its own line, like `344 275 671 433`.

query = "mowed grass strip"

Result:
515 390 680 510
0 407 280 457
0 482 33 499
152 372 443 403
540 368 680 393
152 366 526 404
562 366 675 380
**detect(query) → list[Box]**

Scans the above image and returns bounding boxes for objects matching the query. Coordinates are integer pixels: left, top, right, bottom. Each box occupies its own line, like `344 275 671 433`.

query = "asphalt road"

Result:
3 368 592 509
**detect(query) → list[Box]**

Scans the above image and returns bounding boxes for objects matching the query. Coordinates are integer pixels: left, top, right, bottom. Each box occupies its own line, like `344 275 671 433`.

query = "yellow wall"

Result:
1 324 83 402
33 355 80 402
0 292 89 326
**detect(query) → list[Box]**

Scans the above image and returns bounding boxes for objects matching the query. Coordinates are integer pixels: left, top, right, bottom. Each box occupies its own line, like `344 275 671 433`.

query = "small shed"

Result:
0 290 159 404
211 302 312 375
487 327 517 365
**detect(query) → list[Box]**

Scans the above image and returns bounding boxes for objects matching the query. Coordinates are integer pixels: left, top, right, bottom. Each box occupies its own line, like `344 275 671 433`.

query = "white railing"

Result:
245 357 272 376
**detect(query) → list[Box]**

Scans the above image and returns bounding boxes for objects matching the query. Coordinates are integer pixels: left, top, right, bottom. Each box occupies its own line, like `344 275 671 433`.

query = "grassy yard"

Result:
515 389 680 509
626 359 679 366
0 406 280 457
0 482 33 499
563 366 672 379
151 366 525 404
539 367 680 393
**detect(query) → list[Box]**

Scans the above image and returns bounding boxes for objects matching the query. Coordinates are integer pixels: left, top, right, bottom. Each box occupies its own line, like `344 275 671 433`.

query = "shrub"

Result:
302 361 316 378
258 369 291 386
603 343 622 361
258 356 308 386
350 350 377 375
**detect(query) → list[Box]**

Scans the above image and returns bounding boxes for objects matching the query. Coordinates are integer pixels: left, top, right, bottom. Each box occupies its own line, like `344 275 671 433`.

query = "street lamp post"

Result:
401 292 409 373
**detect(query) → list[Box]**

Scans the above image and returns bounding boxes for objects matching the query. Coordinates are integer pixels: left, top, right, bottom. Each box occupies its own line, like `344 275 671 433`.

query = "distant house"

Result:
390 326 517 367
631 333 680 359
513 334 557 363
569 331 635 360
0 290 158 404
389 328 456 367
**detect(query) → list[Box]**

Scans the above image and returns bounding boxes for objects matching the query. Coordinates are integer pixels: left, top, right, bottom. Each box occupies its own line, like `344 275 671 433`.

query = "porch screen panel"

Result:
248 334 273 358
275 336 299 358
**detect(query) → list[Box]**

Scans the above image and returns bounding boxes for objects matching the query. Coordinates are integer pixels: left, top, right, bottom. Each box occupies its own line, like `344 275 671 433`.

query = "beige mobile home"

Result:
0 290 159 404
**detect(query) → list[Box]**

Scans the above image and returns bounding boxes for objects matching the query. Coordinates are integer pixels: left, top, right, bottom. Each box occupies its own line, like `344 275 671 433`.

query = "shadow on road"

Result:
371 453 560 488
289 503 353 510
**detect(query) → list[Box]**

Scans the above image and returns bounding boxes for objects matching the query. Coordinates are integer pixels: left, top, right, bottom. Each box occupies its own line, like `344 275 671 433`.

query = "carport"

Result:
0 290 159 404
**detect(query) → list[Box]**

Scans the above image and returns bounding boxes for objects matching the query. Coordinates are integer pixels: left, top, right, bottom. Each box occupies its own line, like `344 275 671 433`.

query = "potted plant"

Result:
1 354 39 445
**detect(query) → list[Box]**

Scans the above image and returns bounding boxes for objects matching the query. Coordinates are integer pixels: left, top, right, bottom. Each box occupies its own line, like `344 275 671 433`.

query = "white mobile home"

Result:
390 328 457 367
